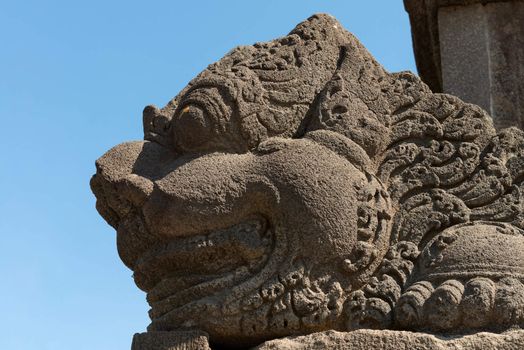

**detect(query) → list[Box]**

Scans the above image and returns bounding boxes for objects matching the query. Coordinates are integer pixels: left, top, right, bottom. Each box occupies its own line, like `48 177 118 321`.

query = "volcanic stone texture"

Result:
92 13 524 350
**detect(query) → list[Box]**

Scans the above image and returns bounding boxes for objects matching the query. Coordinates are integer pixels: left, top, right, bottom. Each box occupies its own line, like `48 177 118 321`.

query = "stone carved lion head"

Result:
91 14 524 348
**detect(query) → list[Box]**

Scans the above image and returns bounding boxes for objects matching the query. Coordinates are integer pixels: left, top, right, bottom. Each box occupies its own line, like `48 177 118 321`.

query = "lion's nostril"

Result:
118 174 154 207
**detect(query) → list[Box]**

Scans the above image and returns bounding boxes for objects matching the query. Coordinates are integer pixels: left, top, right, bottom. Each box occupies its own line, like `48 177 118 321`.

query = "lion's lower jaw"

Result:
146 261 353 347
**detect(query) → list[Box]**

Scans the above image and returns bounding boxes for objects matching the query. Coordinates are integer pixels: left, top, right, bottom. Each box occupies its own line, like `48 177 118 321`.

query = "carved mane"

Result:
301 21 524 329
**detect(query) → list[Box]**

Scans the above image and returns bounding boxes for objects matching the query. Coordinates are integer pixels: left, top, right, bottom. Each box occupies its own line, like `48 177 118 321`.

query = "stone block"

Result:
131 331 210 350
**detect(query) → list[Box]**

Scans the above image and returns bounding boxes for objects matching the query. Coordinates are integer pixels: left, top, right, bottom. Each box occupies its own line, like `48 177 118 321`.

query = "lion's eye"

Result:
173 104 212 151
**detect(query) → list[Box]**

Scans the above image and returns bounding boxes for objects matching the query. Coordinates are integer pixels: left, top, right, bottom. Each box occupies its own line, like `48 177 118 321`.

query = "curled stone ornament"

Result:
92 14 524 349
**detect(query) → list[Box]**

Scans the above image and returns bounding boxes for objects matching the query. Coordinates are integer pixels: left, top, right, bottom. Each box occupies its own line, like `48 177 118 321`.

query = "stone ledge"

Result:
255 329 524 350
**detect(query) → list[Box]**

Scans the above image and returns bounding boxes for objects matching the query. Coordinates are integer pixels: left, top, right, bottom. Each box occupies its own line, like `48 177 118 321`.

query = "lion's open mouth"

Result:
133 216 273 321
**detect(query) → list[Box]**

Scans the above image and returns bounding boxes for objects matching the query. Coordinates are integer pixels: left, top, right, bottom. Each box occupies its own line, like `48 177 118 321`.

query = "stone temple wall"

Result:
405 0 524 129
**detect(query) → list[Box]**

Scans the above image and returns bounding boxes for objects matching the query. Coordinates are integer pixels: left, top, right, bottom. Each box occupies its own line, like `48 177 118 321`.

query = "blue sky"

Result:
0 1 416 349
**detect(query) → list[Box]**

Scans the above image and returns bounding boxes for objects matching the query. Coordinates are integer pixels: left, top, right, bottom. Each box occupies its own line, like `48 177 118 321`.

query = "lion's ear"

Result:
304 129 371 172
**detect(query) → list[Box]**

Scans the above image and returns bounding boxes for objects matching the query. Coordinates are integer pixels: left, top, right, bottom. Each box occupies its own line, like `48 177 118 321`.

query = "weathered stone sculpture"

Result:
91 14 524 349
